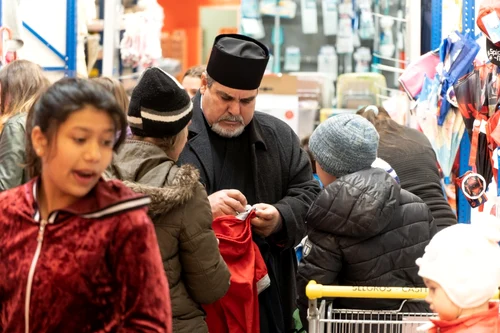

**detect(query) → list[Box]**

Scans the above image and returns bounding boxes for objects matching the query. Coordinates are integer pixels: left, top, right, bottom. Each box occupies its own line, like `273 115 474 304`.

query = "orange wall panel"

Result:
158 0 240 68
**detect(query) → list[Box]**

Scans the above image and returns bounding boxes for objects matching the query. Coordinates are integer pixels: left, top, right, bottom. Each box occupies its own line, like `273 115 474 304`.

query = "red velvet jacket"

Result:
0 178 172 333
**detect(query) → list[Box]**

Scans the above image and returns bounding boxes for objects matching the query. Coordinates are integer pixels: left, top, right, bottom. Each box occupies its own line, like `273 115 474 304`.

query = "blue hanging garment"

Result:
438 32 480 125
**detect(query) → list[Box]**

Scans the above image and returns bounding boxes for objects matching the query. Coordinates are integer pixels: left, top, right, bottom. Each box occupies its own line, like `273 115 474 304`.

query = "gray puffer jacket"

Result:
297 168 437 327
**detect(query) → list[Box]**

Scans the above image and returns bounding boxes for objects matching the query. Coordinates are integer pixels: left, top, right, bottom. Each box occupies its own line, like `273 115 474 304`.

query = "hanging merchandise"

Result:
394 0 406 86
357 0 375 40
477 0 500 44
241 18 266 40
455 171 488 208
2 0 24 52
284 46 301 71
265 53 275 73
0 28 18 68
415 74 466 185
322 0 339 36
437 31 481 125
399 51 440 100
271 26 284 73
336 2 354 55
301 0 319 34
120 0 164 69
353 47 372 72
452 64 499 188
441 0 463 39
379 16 395 58
317 45 338 80
260 0 297 19
241 0 266 39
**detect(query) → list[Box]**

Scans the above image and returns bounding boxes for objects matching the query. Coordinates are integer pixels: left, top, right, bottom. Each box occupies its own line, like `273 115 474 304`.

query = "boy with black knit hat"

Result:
106 67 230 333
296 114 437 328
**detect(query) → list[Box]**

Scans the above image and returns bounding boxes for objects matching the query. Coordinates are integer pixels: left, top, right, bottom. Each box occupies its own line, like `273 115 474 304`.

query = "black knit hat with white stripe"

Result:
128 67 193 138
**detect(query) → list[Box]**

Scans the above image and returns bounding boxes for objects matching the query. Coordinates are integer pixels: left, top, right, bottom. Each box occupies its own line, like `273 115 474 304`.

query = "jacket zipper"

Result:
24 216 51 333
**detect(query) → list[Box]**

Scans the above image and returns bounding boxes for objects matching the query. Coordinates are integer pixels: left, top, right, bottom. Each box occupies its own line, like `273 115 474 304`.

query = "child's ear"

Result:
31 126 48 157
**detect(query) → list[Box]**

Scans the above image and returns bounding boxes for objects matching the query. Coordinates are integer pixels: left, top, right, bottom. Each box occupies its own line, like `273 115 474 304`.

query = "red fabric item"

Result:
203 211 269 333
427 303 500 332
0 178 172 333
477 0 500 45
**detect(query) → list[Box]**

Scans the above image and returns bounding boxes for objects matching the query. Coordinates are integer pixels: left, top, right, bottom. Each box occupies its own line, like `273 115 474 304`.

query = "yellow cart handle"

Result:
306 280 500 300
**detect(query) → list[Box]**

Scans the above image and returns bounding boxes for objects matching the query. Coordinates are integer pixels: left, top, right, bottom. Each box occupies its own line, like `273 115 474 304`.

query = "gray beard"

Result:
211 122 245 138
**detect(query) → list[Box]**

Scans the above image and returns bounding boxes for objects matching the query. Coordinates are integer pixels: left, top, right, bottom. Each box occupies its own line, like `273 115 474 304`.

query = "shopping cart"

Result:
306 281 500 333
305 281 432 333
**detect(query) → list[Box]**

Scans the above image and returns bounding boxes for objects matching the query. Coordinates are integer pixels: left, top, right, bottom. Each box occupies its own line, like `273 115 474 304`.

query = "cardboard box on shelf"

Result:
256 74 318 139
256 74 300 135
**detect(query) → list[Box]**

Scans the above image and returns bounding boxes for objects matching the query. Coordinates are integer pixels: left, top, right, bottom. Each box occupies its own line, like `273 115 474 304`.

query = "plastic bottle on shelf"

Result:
318 45 338 80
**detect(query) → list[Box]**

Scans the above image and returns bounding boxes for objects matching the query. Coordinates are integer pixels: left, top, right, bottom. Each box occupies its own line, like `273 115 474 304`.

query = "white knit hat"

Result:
416 219 500 308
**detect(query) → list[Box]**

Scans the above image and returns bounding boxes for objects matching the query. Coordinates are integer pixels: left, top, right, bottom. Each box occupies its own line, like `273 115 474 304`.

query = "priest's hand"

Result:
208 189 248 218
250 203 282 238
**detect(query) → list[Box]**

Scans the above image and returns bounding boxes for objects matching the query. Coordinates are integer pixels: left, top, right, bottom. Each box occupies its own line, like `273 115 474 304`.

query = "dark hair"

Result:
183 65 206 79
356 105 404 148
26 78 127 178
301 136 316 173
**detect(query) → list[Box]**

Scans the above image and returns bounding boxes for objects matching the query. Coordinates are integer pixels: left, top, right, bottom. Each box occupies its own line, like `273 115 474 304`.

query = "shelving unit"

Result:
0 0 78 77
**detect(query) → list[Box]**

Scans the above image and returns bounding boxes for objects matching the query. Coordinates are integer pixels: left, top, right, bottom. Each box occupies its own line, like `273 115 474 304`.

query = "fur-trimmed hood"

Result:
106 139 202 215
123 164 200 215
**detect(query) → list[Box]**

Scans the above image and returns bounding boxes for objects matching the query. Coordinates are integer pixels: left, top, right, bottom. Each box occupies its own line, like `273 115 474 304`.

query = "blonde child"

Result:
0 60 50 190
416 222 500 332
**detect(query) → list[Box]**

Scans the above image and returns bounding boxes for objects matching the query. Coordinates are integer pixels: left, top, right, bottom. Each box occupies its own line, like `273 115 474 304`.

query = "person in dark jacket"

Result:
105 67 230 333
358 105 456 231
179 34 321 333
296 114 437 329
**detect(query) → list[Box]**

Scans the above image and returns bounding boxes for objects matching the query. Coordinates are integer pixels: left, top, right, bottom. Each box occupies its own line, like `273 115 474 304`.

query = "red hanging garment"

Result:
203 210 270 333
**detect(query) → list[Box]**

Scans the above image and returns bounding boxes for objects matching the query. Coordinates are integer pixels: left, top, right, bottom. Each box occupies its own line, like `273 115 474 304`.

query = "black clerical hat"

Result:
206 34 269 90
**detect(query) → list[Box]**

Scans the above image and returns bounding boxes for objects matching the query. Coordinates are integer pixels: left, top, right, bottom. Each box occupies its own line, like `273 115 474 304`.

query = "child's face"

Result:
424 278 460 321
33 106 116 206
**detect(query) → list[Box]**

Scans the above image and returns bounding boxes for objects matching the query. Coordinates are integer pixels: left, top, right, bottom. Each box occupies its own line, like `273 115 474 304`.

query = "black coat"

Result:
179 92 321 332
378 126 456 231
296 168 437 327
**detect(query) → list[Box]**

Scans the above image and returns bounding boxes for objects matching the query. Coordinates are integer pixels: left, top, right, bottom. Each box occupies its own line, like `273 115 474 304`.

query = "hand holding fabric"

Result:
208 189 248 218
250 203 282 238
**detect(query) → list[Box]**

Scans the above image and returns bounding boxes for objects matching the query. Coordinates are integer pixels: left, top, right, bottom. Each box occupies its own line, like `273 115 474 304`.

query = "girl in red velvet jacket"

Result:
0 78 172 333
416 221 500 332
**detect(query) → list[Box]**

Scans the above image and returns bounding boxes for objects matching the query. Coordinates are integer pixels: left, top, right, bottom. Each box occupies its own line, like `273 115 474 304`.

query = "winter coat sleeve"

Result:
296 232 343 328
271 129 321 249
179 183 230 304
0 120 27 191
111 209 172 333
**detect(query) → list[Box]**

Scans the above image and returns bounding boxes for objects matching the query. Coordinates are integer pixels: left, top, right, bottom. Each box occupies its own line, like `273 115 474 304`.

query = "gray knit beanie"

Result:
309 114 379 178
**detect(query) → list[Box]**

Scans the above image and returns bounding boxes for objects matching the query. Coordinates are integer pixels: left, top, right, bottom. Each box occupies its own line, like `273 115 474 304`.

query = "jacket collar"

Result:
425 303 499 330
189 91 267 150
30 177 150 223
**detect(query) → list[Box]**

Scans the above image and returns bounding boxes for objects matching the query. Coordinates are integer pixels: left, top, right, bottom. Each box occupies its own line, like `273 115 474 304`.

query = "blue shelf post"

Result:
456 0 475 224
430 0 442 50
66 0 77 77
457 132 472 223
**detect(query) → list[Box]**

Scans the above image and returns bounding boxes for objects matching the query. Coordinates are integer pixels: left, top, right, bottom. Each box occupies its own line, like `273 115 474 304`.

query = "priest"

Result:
179 33 320 332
